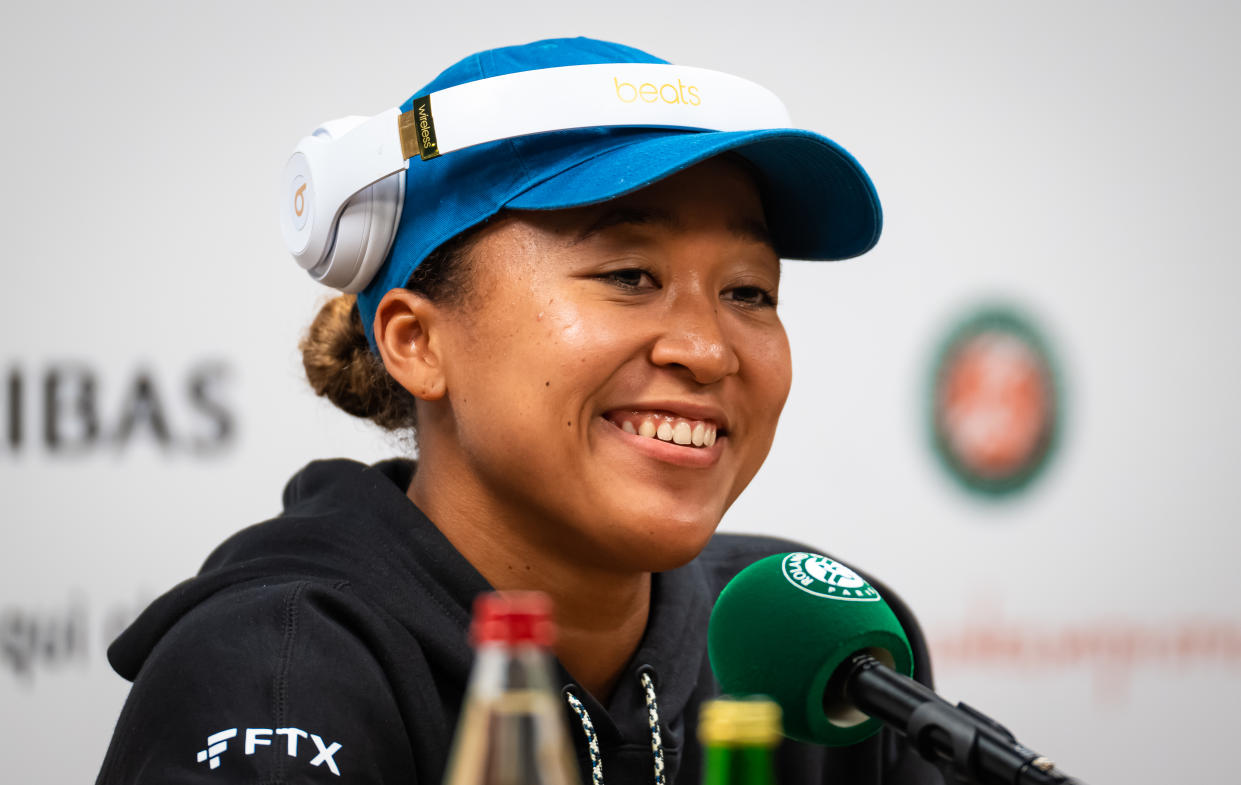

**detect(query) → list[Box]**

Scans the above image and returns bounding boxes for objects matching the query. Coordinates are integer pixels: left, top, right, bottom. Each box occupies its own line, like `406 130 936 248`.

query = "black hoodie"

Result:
96 458 941 785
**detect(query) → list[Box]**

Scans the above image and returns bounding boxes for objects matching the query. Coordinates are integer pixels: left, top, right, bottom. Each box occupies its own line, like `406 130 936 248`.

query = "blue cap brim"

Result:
506 128 882 261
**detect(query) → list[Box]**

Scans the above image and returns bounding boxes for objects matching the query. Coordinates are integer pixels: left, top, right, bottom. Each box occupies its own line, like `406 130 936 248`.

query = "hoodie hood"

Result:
111 459 484 685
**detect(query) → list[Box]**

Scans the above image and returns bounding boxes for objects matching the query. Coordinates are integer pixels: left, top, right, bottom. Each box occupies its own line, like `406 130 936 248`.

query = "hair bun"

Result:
300 294 416 430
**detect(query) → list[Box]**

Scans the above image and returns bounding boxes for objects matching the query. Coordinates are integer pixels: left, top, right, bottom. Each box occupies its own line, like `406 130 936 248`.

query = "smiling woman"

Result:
396 161 790 566
95 37 938 785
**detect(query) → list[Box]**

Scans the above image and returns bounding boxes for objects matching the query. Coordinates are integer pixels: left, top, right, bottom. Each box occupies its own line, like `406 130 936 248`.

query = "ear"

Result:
373 289 448 401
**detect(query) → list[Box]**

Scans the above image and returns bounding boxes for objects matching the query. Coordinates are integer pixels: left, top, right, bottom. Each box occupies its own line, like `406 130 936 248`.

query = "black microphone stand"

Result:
835 653 1086 785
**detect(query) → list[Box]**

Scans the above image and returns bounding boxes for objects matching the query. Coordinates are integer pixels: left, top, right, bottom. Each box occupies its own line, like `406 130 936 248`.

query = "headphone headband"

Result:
403 63 791 159
280 63 793 292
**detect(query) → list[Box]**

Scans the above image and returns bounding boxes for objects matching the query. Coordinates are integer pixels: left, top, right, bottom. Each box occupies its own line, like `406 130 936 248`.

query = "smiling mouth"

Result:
603 411 723 448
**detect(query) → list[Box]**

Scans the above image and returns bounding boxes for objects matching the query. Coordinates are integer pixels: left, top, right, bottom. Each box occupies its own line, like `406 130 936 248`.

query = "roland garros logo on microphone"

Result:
781 553 880 602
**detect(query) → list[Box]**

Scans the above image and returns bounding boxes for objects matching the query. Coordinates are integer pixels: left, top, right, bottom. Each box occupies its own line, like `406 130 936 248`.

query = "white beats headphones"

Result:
283 115 406 292
278 63 793 294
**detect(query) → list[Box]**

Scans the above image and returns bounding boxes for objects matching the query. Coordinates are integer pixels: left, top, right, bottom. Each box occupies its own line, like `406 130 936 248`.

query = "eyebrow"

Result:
571 206 775 248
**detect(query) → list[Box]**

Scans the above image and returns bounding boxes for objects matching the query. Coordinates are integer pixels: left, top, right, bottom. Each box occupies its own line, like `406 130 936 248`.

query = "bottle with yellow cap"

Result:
698 696 782 785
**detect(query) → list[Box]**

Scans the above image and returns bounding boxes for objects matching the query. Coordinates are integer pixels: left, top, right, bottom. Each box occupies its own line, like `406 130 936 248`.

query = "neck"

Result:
408 451 650 703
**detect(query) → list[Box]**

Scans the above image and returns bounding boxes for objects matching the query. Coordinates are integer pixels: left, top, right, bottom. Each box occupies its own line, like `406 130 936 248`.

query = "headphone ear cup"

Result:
307 169 405 293
292 115 405 293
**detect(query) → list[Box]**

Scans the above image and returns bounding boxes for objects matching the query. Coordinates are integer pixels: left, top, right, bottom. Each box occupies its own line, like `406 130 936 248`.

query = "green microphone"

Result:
707 552 914 747
709 552 1088 785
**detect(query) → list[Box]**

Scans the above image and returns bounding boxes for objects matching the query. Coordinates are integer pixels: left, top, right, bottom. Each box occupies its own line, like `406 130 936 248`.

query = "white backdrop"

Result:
3 1 1239 782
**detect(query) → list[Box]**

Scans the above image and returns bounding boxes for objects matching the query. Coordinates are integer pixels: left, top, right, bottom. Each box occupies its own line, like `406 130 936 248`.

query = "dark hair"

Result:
299 224 484 431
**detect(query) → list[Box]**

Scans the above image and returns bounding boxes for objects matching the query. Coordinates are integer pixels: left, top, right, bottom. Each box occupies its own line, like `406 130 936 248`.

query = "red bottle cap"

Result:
471 591 556 648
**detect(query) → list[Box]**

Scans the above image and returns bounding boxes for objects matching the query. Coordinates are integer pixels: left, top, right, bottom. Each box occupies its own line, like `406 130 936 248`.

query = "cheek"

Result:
451 293 617 421
533 298 643 381
725 328 791 500
534 300 592 368
746 326 793 410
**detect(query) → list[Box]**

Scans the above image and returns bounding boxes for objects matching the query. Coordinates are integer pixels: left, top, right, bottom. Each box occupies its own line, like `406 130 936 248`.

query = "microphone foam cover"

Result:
708 552 914 747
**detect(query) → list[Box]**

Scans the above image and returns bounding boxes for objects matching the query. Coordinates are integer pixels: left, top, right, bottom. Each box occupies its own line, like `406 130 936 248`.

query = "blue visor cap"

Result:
358 37 882 351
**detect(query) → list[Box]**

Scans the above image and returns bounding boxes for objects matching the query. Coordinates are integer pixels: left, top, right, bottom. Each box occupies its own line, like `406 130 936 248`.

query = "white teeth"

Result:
614 412 721 448
673 421 692 445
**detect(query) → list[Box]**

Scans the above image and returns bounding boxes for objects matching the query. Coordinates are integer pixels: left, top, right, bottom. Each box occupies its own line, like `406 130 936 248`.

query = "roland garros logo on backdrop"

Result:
781 553 881 602
928 305 1062 497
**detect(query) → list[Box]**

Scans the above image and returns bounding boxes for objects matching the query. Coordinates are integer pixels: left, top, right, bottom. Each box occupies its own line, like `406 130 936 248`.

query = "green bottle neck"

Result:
702 744 777 785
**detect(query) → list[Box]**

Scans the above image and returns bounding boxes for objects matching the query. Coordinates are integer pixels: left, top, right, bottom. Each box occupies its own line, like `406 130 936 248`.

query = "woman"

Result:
96 37 937 785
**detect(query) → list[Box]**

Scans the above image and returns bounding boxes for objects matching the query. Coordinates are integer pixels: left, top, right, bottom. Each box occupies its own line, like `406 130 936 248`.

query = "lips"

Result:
602 409 724 449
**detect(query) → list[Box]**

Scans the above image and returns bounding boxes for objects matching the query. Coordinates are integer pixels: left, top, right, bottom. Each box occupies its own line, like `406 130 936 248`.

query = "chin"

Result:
604 509 723 574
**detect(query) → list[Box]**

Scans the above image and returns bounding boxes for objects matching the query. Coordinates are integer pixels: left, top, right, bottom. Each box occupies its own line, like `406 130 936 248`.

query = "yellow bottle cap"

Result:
698 696 782 747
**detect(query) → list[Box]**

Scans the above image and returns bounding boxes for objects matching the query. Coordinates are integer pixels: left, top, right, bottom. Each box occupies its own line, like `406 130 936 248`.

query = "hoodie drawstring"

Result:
565 690 604 785
638 671 666 785
565 671 666 785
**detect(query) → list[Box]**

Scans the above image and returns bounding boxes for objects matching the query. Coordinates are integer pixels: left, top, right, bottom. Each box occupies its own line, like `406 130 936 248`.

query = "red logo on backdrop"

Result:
928 306 1061 496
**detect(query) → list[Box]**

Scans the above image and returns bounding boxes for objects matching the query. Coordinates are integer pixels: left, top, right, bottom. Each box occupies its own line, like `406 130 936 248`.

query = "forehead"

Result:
518 156 773 247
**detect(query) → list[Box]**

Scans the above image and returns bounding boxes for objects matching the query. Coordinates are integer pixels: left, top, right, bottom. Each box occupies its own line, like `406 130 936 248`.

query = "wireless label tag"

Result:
399 96 440 161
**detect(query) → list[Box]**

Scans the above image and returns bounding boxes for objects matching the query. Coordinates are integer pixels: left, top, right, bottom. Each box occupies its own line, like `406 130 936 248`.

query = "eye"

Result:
597 268 659 291
723 285 777 308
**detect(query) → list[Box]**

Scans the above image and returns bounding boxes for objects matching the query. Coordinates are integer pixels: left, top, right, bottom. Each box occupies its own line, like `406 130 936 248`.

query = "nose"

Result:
649 293 741 384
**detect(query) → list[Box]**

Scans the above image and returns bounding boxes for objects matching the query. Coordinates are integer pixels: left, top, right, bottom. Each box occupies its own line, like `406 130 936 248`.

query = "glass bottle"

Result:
443 591 581 785
699 696 782 785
